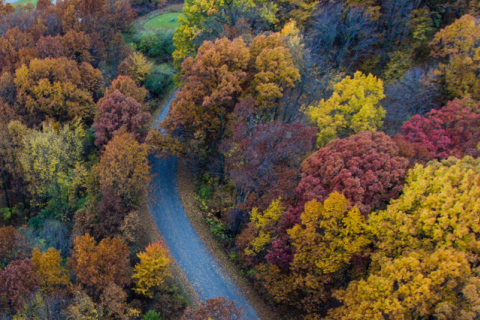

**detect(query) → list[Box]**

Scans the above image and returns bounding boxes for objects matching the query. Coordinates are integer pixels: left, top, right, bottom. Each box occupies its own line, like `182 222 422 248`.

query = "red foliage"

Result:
296 131 409 214
400 98 480 160
265 237 294 270
0 258 40 310
221 99 316 210
0 226 29 268
93 90 151 148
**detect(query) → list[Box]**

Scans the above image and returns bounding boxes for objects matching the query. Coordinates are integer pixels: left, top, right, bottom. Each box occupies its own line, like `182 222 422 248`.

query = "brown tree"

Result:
68 233 131 294
14 57 102 124
93 90 151 148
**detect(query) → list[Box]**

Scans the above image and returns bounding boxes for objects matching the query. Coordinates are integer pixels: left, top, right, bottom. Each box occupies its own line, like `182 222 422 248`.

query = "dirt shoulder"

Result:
176 158 282 320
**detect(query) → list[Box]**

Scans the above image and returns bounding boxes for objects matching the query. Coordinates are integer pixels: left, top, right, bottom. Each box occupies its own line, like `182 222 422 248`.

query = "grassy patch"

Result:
13 0 37 6
144 12 181 30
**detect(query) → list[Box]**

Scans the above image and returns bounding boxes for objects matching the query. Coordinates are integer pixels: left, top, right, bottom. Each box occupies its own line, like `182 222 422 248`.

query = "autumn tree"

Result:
118 52 153 84
132 242 172 297
0 120 28 211
14 57 102 124
163 37 249 152
430 14 480 99
92 90 151 148
104 75 148 105
327 248 475 320
306 71 386 146
247 33 300 112
173 0 278 65
68 233 130 294
399 98 480 161
181 297 245 320
32 248 70 293
0 27 38 74
255 193 370 314
368 156 480 261
237 199 285 265
61 30 92 63
163 34 299 157
0 226 28 268
0 259 40 310
19 120 87 220
36 36 66 59
296 131 409 215
221 100 316 210
66 290 103 320
95 133 150 208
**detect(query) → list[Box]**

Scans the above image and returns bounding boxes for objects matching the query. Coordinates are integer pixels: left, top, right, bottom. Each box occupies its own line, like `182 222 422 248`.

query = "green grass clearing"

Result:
13 0 37 7
143 12 181 30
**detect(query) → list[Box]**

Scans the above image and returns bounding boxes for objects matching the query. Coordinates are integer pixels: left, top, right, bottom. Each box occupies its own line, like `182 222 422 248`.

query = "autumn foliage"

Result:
68 233 131 294
296 131 409 214
399 98 480 161
133 242 172 297
93 90 151 148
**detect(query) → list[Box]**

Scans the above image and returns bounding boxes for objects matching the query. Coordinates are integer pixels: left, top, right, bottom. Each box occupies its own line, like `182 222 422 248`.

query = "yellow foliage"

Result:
32 248 70 292
368 156 480 262
306 71 386 146
327 248 472 320
67 290 103 320
133 242 172 297
19 119 87 219
289 192 370 276
245 199 284 256
129 52 153 83
430 14 480 99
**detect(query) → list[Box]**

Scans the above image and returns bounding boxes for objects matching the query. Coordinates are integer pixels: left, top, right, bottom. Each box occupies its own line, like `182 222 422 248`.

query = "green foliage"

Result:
144 64 174 97
133 30 175 59
206 213 229 241
142 310 162 320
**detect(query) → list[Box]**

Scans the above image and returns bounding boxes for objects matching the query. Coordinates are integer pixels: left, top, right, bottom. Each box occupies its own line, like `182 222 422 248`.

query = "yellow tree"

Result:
248 33 300 111
256 193 370 314
19 120 87 220
14 58 102 124
32 248 70 293
244 199 284 257
132 242 172 297
430 14 480 99
327 248 473 320
306 71 386 146
368 156 480 262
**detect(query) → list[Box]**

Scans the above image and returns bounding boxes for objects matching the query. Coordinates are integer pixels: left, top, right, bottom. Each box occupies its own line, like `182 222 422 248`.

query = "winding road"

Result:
149 93 260 319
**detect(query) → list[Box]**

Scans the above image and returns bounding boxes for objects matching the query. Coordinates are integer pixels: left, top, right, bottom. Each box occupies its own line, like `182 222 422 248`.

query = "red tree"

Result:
296 131 409 215
0 226 29 268
93 90 151 148
221 99 316 210
399 98 480 160
0 259 40 310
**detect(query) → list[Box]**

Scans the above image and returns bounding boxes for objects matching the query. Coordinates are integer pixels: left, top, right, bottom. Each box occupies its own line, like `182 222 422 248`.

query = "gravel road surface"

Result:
149 93 260 319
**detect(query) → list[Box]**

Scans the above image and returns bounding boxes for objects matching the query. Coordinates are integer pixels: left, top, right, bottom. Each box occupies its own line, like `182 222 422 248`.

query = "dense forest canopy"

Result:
2 0 480 319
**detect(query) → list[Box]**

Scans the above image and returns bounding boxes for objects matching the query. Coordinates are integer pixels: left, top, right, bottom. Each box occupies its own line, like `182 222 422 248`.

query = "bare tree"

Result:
382 66 441 135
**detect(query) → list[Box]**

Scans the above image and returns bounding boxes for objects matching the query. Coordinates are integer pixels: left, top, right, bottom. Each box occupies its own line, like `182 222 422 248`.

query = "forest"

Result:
1 0 480 319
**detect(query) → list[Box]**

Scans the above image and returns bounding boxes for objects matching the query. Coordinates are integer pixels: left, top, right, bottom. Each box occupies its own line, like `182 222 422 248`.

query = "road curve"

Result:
149 93 260 319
